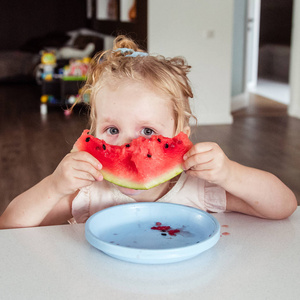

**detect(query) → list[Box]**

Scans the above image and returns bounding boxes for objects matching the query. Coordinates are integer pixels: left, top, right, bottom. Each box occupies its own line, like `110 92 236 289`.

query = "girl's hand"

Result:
183 143 297 220
49 151 103 197
183 142 231 187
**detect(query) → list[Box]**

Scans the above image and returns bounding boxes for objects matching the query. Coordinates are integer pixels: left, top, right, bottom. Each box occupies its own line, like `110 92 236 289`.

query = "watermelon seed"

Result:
157 138 161 143
147 154 152 158
85 137 90 142
126 144 130 148
165 143 169 148
102 144 106 150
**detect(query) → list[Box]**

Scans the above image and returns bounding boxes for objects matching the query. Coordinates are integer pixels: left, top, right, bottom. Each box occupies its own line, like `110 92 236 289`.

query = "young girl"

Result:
0 36 297 229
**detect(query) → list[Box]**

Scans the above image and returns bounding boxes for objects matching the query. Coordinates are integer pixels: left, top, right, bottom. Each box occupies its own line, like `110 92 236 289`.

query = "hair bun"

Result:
113 35 140 52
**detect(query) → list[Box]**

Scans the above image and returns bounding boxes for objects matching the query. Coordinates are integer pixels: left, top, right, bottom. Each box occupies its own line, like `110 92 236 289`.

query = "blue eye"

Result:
142 128 154 136
107 127 119 135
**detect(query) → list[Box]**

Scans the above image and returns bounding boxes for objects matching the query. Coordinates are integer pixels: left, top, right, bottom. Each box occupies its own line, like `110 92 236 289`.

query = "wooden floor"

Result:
0 83 299 215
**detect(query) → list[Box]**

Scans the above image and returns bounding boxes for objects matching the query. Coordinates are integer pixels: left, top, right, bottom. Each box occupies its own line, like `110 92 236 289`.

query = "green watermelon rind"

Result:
101 165 184 190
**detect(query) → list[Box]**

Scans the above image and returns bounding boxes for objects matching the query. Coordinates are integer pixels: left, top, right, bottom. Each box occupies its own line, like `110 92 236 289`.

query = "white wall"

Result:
289 0 300 119
148 0 234 125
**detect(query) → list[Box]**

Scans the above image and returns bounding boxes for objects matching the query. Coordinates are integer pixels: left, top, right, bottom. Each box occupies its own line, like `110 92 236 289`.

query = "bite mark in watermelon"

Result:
72 130 193 190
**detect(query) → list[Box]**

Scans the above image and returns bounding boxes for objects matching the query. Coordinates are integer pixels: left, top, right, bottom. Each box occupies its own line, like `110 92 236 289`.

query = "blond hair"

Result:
79 35 196 135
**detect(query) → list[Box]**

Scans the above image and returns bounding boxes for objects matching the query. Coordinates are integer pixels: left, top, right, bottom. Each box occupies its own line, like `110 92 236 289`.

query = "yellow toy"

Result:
40 51 56 81
41 51 56 65
40 95 48 103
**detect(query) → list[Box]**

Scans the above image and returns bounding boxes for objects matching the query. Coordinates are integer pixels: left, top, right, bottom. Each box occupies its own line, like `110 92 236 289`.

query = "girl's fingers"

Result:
71 151 102 171
183 142 224 171
61 152 103 182
183 151 213 170
72 161 103 181
74 169 102 182
184 142 215 159
189 160 215 172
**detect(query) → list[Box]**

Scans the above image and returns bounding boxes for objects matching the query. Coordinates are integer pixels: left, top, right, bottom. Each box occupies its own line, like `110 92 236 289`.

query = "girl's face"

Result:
94 79 177 198
95 80 176 145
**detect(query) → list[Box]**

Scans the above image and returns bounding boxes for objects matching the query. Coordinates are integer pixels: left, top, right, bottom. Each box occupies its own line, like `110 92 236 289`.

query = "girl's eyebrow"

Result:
99 115 167 130
135 116 164 125
137 120 163 129
100 116 116 123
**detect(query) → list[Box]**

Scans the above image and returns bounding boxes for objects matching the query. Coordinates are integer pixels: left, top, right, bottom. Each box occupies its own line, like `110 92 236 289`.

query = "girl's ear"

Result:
183 126 191 137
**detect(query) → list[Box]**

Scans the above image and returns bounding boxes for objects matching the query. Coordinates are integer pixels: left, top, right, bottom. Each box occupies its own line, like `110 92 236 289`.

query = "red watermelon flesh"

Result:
72 130 193 190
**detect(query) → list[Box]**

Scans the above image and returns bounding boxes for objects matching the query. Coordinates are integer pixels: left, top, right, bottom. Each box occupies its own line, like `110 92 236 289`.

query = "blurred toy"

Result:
56 43 95 60
64 109 72 117
40 51 57 81
67 95 76 105
40 94 60 104
41 51 56 65
40 95 48 103
82 92 90 103
62 57 90 80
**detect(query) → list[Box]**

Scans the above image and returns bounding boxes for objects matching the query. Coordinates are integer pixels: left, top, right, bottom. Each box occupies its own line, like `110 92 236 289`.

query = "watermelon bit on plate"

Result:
72 130 193 190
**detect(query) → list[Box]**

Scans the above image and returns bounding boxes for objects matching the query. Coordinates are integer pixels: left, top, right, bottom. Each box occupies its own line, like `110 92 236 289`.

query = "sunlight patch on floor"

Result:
248 78 290 105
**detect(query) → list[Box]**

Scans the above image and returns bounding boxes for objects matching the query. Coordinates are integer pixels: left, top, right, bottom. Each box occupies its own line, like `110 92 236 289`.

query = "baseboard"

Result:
191 112 233 125
288 104 300 119
231 93 249 112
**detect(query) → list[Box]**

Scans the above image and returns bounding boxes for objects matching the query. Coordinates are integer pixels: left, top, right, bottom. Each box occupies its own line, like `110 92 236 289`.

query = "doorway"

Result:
247 0 293 105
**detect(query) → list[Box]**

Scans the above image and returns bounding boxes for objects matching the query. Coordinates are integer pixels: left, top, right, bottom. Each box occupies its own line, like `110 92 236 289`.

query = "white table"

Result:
1 208 299 300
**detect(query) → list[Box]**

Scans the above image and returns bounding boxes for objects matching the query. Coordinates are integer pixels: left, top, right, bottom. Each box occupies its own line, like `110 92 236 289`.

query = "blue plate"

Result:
85 203 220 264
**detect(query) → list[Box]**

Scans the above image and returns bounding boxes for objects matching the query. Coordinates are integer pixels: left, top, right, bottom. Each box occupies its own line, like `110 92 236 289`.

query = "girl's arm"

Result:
0 176 74 228
0 151 103 229
183 142 297 219
223 162 297 219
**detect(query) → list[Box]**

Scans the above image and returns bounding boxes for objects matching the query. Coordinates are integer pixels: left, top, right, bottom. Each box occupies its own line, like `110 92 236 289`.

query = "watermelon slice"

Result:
72 130 193 190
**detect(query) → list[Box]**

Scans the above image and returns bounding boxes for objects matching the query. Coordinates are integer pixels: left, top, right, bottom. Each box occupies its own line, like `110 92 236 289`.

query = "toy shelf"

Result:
40 78 85 115
38 52 90 115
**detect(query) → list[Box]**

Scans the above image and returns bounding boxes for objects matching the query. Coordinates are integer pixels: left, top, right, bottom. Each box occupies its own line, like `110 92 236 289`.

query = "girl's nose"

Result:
118 133 137 146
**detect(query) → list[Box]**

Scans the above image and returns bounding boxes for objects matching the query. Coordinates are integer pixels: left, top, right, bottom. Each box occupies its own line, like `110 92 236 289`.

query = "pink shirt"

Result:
70 172 227 223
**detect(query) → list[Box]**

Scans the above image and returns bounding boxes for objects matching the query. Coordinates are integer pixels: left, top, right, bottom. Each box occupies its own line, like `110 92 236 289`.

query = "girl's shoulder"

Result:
159 173 226 212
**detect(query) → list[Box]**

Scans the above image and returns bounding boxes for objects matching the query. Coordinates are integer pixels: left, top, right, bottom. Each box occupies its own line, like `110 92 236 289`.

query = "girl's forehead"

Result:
98 77 150 91
94 81 174 123
95 79 171 104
